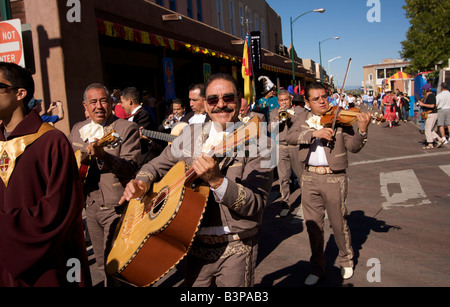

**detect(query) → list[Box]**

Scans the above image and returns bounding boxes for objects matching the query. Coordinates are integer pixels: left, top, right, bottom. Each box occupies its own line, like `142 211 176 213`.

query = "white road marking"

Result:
439 165 450 196
380 169 431 210
350 151 450 166
439 164 450 177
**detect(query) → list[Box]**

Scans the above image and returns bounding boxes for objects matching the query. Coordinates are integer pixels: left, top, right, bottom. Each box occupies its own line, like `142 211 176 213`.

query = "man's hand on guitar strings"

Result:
192 153 224 190
119 180 147 205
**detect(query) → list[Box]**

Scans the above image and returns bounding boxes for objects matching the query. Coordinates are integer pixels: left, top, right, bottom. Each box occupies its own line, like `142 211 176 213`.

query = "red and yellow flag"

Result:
241 36 252 103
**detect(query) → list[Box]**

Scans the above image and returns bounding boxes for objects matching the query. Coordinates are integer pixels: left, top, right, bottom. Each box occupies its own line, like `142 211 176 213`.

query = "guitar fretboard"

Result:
142 130 177 143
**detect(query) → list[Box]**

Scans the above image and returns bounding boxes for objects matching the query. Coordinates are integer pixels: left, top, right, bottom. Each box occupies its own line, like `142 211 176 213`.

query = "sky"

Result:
265 0 411 88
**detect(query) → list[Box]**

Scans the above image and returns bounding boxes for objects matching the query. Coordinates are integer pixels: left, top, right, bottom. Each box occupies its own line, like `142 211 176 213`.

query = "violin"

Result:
321 105 386 127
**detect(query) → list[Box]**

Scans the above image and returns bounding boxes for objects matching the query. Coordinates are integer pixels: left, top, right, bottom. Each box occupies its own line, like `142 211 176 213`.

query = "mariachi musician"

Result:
69 83 141 286
120 73 274 287
268 89 304 217
285 82 371 286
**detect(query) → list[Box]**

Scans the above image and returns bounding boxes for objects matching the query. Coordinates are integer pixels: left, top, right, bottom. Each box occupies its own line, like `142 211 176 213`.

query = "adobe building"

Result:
363 59 414 96
2 0 320 135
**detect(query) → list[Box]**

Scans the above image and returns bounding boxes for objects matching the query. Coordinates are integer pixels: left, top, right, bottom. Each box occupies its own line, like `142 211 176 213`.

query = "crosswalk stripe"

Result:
439 164 450 177
380 169 431 210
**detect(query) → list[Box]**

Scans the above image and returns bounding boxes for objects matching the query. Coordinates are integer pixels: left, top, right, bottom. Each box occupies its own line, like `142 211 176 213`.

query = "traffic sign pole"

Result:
0 0 12 21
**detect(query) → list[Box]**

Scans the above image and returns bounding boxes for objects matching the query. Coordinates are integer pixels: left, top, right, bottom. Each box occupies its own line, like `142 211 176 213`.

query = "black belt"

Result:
196 227 258 245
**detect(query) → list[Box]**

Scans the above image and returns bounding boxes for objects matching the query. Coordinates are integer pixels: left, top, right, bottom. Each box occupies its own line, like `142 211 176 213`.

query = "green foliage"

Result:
400 0 450 73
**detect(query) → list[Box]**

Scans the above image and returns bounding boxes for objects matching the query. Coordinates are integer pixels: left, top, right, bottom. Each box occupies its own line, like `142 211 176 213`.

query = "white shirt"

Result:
197 123 235 236
307 138 329 166
174 113 185 122
189 113 207 124
127 105 142 122
437 90 450 110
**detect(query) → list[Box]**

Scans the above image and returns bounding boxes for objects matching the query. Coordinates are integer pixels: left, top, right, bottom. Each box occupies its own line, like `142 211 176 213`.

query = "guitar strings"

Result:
122 167 197 235
122 170 189 232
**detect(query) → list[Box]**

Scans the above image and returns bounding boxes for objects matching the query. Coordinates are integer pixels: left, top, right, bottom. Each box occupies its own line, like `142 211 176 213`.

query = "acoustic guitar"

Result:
74 130 122 183
141 122 187 144
106 117 261 287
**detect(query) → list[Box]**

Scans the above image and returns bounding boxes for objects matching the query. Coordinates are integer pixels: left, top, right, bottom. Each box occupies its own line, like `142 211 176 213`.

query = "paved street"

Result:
90 107 450 287
255 110 450 287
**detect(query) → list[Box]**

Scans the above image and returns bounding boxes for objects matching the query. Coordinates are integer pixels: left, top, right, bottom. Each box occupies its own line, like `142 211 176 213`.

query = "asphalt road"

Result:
89 107 450 288
254 109 450 287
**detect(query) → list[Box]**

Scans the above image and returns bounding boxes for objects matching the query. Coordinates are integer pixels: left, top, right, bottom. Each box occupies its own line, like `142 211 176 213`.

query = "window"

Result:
386 68 397 79
261 18 266 49
156 0 164 6
254 13 259 32
187 0 193 18
217 0 224 31
169 0 176 11
246 7 252 31
368 74 373 82
377 69 385 79
238 2 245 38
229 0 236 36
197 0 203 22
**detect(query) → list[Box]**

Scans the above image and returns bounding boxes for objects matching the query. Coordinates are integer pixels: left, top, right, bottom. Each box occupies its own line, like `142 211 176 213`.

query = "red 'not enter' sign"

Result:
0 19 24 67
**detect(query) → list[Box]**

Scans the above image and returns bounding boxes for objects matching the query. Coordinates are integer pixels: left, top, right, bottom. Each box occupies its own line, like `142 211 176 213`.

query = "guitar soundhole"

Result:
149 186 170 220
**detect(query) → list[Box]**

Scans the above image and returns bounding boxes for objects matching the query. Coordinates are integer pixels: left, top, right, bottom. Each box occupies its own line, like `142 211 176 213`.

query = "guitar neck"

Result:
142 129 177 143
97 131 118 147
184 117 261 184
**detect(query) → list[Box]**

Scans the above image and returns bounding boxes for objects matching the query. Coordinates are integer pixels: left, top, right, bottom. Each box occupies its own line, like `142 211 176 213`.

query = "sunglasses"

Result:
206 94 236 106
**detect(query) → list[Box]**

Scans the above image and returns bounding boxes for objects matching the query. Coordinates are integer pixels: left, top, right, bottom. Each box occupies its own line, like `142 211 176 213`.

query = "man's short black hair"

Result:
205 73 239 96
0 62 35 112
305 82 326 101
172 98 185 108
189 83 205 98
121 87 141 104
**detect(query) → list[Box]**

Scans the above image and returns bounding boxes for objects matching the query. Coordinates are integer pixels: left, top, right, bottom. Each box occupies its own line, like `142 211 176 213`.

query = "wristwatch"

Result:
358 130 368 137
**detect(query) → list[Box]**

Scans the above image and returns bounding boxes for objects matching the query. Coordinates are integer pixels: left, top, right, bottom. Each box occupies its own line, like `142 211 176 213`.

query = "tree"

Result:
400 0 450 74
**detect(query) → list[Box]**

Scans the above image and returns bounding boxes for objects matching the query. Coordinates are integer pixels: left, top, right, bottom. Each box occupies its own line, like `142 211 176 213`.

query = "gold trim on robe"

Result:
0 123 54 187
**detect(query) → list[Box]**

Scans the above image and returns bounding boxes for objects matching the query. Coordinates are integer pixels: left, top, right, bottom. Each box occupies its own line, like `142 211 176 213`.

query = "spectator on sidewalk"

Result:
437 82 450 144
418 84 444 149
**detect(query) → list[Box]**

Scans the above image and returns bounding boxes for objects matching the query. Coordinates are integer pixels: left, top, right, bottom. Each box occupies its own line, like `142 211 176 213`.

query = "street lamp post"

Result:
319 36 340 84
290 8 325 85
328 56 342 88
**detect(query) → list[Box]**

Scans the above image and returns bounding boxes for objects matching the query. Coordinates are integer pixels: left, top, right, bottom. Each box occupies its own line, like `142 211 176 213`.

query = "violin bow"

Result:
327 58 351 149
331 58 352 131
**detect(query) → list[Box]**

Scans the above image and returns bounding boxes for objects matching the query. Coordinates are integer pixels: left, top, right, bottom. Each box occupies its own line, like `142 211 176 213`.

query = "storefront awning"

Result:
96 18 315 80
96 19 240 63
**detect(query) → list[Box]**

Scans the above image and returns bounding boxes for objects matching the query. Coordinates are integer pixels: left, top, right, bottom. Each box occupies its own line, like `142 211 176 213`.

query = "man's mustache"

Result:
211 107 234 114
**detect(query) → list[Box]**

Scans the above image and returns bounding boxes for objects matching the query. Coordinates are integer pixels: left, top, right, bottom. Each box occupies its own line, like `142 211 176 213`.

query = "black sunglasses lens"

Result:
0 83 12 89
207 97 219 105
223 95 235 103
207 95 235 105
